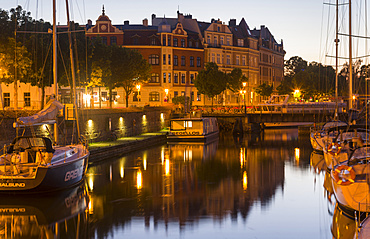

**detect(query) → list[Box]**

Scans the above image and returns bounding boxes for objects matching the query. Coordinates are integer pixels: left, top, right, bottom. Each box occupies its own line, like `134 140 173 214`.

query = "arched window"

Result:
149 92 160 101
149 55 159 65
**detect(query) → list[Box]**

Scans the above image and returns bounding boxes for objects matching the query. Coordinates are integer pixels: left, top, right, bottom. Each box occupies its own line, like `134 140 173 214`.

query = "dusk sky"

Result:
3 0 367 66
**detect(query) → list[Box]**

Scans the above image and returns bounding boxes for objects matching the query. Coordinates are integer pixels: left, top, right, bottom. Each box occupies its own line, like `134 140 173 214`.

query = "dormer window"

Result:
237 39 243 47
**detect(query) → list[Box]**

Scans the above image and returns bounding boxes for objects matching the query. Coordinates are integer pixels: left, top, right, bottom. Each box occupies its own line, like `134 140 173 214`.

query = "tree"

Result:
110 45 151 108
0 37 32 108
226 68 248 92
254 82 273 98
194 62 227 106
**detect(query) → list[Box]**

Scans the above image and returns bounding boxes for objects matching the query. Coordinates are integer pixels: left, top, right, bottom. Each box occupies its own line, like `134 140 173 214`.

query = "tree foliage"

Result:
254 82 273 98
194 62 227 105
227 67 248 92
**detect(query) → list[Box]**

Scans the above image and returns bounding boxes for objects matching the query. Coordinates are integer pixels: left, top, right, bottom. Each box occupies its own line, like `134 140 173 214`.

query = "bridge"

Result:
194 103 349 132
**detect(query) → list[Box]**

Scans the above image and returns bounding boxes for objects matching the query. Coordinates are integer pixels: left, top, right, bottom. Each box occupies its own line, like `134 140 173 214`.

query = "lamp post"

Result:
240 89 246 116
136 84 141 103
242 82 247 116
164 89 169 103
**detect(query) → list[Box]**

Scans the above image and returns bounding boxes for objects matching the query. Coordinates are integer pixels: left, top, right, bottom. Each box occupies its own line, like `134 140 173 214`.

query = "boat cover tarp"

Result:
17 99 64 126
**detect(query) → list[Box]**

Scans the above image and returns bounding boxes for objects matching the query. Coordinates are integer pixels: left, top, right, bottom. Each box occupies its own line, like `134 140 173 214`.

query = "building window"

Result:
220 36 224 45
163 54 166 65
101 37 107 45
181 91 185 96
168 54 171 65
197 57 201 67
149 54 159 65
110 36 117 45
207 35 210 44
181 73 186 84
168 73 171 83
217 54 220 63
150 73 160 83
163 73 166 83
236 55 240 65
242 55 246 66
149 92 160 101
174 73 178 83
111 92 118 101
133 37 139 45
190 74 194 84
174 91 178 97
226 55 231 65
238 39 243 46
181 56 185 66
190 56 194 67
197 92 201 101
162 36 166 46
214 36 217 46
196 41 199 48
133 90 141 102
3 93 10 107
101 92 108 101
174 55 178 66
211 53 215 62
217 26 220 32
151 37 157 45
181 39 185 47
189 41 192 47
168 36 171 46
227 37 230 46
24 92 31 107
174 38 178 47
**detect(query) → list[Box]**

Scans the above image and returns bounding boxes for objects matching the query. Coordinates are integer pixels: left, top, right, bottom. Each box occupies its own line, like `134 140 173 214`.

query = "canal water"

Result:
0 129 340 238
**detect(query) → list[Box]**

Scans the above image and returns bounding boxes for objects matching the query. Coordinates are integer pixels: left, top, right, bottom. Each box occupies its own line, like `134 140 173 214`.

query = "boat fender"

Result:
332 165 355 186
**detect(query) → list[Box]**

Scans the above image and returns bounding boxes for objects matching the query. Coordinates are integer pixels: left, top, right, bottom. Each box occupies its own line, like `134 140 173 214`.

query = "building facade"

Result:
83 9 286 108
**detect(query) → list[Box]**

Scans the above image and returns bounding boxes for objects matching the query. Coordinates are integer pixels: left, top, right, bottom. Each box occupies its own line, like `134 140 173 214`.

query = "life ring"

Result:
332 165 355 186
327 142 342 156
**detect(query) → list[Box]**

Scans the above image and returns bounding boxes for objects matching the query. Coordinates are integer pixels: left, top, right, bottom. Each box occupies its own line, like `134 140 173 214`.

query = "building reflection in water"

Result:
0 182 89 238
85 129 310 237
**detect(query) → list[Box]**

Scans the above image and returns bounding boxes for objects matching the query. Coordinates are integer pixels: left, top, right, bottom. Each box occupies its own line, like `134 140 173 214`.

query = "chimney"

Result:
124 20 129 25
143 18 148 26
229 19 236 27
152 14 156 20
87 19 92 26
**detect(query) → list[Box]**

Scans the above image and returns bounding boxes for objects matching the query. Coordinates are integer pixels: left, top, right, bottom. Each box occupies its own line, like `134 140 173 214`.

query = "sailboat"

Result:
0 0 89 192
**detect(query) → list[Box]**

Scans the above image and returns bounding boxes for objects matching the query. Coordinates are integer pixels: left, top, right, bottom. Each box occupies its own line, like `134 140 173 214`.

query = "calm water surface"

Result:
0 129 343 238
86 129 335 239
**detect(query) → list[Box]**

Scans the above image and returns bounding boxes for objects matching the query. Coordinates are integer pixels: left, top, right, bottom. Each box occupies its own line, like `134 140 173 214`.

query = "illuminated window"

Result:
174 73 178 83
236 55 240 65
150 73 160 83
197 92 201 101
150 37 157 45
181 74 186 84
238 39 243 46
3 93 10 107
149 92 160 101
163 73 166 83
24 92 31 107
184 121 193 128
168 73 171 83
149 54 159 65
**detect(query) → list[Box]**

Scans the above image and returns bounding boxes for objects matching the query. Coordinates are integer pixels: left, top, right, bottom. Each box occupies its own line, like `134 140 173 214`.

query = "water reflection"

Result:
0 182 88 238
86 129 321 238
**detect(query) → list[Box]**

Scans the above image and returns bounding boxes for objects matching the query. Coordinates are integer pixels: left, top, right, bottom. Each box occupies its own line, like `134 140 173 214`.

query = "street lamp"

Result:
136 84 141 102
240 89 246 116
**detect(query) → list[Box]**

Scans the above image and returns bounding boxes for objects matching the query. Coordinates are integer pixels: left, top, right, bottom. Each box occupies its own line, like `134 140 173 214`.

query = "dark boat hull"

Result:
0 154 89 193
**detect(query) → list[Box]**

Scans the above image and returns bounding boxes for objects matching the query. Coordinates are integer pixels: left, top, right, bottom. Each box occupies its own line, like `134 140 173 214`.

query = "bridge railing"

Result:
192 102 346 115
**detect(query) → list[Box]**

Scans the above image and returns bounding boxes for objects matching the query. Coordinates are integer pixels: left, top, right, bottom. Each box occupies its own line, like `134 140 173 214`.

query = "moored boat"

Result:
167 117 219 143
310 121 348 152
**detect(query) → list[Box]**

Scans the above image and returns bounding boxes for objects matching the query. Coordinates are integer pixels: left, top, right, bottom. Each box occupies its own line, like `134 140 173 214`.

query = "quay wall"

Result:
0 107 172 147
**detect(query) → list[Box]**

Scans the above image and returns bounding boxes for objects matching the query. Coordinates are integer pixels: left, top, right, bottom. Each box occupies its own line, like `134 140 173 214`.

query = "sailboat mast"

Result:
65 0 81 140
335 0 339 120
349 0 353 109
53 0 59 144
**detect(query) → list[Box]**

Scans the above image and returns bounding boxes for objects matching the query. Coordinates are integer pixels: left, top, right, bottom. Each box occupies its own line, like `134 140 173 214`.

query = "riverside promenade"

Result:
89 131 168 163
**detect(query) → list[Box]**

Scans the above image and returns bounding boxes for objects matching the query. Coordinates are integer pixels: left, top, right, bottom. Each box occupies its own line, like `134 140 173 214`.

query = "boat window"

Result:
29 138 45 147
14 138 30 150
184 121 192 128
